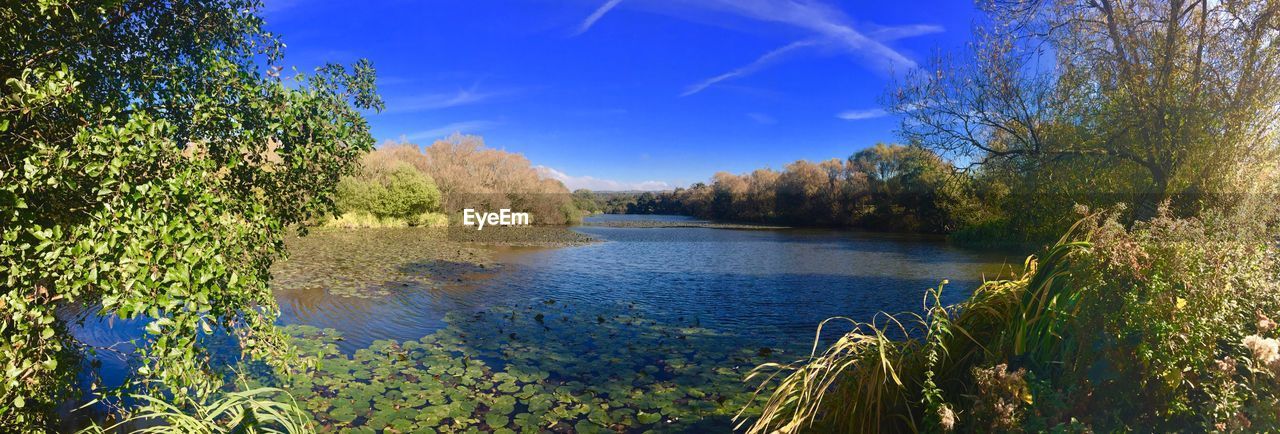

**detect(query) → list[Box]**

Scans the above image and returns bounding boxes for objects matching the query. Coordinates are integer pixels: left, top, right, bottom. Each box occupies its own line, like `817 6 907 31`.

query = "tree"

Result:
418 134 578 224
776 161 827 224
0 1 381 429
894 0 1280 219
335 149 443 223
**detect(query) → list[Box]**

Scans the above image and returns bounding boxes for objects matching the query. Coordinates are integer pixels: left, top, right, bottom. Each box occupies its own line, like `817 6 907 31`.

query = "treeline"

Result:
590 144 982 234
331 134 579 227
744 0 1280 431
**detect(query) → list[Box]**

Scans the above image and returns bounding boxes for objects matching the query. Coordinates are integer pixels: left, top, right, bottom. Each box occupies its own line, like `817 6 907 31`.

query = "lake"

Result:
68 215 1019 432
275 214 1015 353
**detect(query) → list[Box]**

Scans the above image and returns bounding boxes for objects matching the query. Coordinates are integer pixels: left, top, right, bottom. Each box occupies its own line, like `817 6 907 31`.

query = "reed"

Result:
79 386 312 434
739 220 1095 433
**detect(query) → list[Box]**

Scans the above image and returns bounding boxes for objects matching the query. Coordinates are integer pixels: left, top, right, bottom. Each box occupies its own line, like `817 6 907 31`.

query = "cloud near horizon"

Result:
399 120 496 142
535 166 673 191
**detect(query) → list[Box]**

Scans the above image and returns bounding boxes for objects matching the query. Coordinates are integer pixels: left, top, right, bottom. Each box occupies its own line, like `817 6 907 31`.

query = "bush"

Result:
0 1 380 429
742 206 1280 432
334 163 442 223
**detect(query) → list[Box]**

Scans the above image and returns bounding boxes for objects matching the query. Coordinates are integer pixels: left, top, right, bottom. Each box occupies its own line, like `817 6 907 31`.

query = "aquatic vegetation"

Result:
271 228 593 299
271 229 497 298
251 303 778 433
443 227 597 247
580 220 787 230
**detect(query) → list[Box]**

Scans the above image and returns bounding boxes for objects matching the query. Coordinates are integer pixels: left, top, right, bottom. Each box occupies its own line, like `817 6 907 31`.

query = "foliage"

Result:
894 0 1280 227
78 384 312 434
608 144 976 233
422 135 580 225
571 189 605 215
0 0 380 430
248 303 775 433
345 138 581 226
333 163 442 224
322 212 409 229
741 205 1280 432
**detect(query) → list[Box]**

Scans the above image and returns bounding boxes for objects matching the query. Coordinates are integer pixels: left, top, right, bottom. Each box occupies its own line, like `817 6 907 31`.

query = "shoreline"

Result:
579 220 789 230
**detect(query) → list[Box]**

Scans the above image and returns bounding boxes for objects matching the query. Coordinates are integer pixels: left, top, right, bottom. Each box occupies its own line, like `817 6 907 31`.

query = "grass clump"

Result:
80 385 311 434
322 212 407 229
742 205 1280 432
413 211 449 228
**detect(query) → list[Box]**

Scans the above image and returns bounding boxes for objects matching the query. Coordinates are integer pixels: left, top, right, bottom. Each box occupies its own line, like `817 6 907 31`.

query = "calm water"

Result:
64 215 1019 431
275 215 1017 353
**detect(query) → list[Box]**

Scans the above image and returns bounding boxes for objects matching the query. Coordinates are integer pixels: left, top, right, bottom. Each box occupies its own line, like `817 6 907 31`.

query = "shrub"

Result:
741 206 1280 432
0 1 380 429
333 163 442 223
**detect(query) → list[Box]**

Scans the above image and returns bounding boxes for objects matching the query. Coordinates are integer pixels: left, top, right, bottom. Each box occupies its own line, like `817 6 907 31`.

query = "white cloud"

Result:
746 112 776 124
681 40 819 96
691 0 936 73
535 166 672 191
385 85 510 113
836 108 888 120
585 0 944 94
575 0 625 35
400 120 496 142
868 24 946 42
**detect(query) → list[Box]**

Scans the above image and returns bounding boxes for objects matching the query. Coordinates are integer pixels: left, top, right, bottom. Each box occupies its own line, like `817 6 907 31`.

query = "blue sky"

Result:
263 0 981 190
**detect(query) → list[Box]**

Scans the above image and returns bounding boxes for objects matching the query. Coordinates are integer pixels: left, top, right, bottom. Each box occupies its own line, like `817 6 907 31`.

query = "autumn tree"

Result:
894 0 1280 219
415 134 578 224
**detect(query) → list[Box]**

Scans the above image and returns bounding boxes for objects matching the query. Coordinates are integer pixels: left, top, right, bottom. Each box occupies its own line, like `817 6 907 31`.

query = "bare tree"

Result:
894 0 1280 216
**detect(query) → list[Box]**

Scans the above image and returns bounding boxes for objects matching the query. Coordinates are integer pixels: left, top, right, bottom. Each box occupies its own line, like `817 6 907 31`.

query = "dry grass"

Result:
739 219 1095 433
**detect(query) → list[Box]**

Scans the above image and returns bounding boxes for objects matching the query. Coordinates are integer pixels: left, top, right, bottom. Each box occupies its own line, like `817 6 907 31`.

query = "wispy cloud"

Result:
575 0 625 35
384 83 515 113
610 0 943 95
704 0 927 73
535 166 672 191
746 112 777 124
836 108 888 120
681 40 819 96
401 120 496 142
868 24 946 42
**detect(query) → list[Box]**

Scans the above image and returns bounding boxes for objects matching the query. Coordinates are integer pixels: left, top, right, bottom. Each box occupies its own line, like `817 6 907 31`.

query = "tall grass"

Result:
739 207 1280 432
321 211 449 228
739 232 1088 433
79 386 312 434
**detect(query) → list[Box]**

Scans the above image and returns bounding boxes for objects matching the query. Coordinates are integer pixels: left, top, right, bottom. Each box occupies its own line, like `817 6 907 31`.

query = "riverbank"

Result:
580 220 789 230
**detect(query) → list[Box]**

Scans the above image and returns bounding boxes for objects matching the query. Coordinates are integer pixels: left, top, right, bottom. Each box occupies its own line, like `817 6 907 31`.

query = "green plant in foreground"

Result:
79 385 312 434
0 0 380 430
741 208 1280 432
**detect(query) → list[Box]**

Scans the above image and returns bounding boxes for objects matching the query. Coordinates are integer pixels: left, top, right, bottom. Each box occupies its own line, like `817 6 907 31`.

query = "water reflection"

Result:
277 216 1018 353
